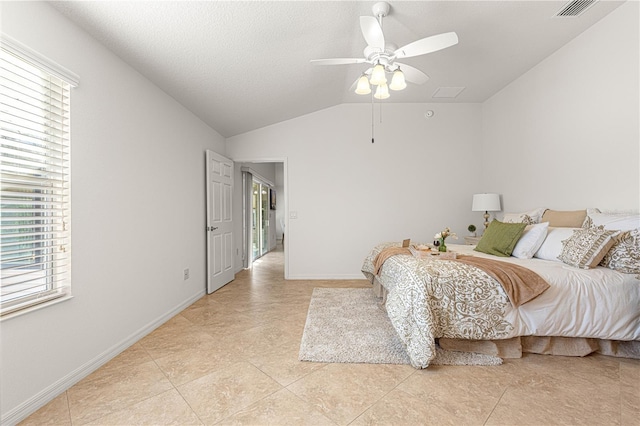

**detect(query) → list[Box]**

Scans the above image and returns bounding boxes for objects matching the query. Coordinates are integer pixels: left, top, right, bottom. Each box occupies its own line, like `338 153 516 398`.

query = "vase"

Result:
438 238 447 252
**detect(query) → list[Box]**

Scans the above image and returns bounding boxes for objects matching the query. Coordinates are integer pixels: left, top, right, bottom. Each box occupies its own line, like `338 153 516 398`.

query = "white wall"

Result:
1 2 226 422
227 103 484 279
4 0 637 422
482 1 639 214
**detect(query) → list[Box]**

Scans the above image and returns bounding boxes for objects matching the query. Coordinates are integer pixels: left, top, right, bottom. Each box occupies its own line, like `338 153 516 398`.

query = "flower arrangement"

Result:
434 227 458 252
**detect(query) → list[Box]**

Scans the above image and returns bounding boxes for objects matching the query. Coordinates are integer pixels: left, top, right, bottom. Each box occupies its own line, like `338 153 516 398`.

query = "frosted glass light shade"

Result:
389 69 406 91
374 83 390 99
370 63 387 86
355 75 371 95
472 193 501 212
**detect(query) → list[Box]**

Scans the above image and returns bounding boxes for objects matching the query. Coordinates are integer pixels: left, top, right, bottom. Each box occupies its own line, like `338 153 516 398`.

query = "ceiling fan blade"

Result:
395 62 429 85
394 32 458 59
310 58 366 66
360 16 385 51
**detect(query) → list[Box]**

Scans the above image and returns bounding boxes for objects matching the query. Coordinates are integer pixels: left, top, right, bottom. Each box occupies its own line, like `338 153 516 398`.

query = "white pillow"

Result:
534 227 580 261
512 222 549 259
502 208 545 225
586 212 640 232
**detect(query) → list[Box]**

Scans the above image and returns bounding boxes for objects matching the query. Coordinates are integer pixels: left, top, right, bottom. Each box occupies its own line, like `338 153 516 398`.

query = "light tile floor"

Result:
21 246 640 425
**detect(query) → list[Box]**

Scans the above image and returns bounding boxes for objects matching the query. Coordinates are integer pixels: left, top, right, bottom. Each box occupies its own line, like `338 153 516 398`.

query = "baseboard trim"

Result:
286 274 367 280
2 290 205 426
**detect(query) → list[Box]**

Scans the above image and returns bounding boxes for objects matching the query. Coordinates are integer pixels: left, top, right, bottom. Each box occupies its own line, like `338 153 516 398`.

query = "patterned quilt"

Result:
362 242 514 368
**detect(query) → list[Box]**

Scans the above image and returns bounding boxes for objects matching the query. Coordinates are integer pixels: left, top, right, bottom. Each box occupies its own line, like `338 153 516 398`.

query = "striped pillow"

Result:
558 226 621 269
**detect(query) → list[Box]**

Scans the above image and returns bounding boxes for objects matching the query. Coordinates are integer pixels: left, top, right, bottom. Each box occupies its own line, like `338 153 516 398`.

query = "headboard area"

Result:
491 207 639 275
540 209 587 228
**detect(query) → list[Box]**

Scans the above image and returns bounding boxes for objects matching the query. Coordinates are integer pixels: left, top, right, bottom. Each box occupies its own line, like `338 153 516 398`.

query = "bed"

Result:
361 209 640 368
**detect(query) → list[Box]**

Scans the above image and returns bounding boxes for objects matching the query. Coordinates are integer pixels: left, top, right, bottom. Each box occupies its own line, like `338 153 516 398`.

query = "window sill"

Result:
1 294 74 322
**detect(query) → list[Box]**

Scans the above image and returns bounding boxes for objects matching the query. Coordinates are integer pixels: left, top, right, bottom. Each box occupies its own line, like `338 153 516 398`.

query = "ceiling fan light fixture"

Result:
370 63 387 86
355 75 372 95
374 83 390 99
389 68 406 91
310 2 458 101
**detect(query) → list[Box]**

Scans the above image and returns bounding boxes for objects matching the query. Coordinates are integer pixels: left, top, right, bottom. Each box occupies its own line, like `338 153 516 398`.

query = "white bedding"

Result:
449 244 640 341
362 242 640 367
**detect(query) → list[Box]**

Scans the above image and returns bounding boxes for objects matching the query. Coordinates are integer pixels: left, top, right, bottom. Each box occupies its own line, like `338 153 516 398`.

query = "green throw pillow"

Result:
474 219 527 257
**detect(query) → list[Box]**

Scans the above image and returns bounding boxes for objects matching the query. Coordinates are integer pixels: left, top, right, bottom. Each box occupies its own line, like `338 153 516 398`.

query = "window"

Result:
1 35 78 318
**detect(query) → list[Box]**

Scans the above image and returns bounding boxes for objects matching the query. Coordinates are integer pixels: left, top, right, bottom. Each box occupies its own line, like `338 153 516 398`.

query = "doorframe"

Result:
234 157 289 279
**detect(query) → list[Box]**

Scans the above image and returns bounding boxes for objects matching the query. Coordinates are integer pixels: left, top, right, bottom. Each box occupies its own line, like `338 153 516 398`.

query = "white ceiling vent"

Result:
554 0 597 17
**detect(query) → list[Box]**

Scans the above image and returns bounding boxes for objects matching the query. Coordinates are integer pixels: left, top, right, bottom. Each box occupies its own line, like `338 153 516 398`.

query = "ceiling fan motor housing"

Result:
363 43 398 63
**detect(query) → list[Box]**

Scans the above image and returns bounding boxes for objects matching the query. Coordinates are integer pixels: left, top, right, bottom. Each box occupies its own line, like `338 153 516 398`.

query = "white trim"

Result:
3 290 205 425
287 274 366 280
1 33 79 87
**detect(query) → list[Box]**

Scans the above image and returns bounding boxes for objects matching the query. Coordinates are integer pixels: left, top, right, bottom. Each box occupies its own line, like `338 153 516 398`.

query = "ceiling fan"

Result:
310 1 458 99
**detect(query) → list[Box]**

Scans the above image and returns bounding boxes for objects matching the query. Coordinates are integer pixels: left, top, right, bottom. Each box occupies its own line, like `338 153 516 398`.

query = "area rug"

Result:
299 287 502 367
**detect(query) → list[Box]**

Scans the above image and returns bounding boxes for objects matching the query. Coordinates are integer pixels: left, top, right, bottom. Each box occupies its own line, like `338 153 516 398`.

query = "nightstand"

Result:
464 236 482 245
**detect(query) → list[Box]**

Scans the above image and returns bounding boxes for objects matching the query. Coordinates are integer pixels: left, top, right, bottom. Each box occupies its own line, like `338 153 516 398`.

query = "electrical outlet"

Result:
183 268 190 281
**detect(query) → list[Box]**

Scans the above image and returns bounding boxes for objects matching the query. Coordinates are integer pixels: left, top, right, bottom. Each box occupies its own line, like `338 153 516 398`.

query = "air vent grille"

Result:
555 0 597 17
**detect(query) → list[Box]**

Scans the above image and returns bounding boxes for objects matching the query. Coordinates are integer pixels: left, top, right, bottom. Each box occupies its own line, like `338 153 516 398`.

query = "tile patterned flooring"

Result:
21 246 640 425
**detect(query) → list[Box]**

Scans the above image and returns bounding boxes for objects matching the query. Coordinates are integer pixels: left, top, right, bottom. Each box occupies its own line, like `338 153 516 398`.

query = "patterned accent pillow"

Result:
600 228 640 274
502 208 545 225
558 226 621 269
582 215 594 229
521 214 535 225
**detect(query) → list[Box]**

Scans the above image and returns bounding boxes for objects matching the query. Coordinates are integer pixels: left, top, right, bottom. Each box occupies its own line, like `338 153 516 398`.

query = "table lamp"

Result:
472 193 501 230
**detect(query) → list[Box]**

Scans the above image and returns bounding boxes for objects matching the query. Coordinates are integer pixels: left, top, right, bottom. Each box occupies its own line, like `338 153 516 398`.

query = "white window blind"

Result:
1 37 76 317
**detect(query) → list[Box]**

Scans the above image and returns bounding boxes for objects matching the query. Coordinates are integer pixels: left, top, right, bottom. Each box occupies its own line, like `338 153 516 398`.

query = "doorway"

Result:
239 160 286 277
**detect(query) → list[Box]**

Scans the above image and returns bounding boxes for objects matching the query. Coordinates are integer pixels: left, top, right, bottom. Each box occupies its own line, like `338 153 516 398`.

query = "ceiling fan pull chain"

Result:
371 92 375 143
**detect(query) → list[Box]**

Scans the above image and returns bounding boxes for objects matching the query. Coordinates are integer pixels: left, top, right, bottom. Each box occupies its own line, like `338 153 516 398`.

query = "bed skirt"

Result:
439 336 640 359
371 279 640 360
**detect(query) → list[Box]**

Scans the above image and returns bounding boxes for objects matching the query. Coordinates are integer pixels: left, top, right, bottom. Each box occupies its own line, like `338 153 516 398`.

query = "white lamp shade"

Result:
355 75 371 95
389 69 407 91
373 83 390 99
472 193 501 212
370 63 387 86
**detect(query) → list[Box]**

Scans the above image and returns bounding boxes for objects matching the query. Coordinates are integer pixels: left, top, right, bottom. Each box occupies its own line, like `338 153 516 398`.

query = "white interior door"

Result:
206 150 234 294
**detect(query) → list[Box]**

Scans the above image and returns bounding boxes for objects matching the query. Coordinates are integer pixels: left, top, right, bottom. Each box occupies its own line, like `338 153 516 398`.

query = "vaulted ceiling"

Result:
50 1 623 137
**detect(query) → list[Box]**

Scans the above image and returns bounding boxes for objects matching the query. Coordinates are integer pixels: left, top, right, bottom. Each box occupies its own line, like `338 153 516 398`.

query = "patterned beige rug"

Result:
299 287 502 367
